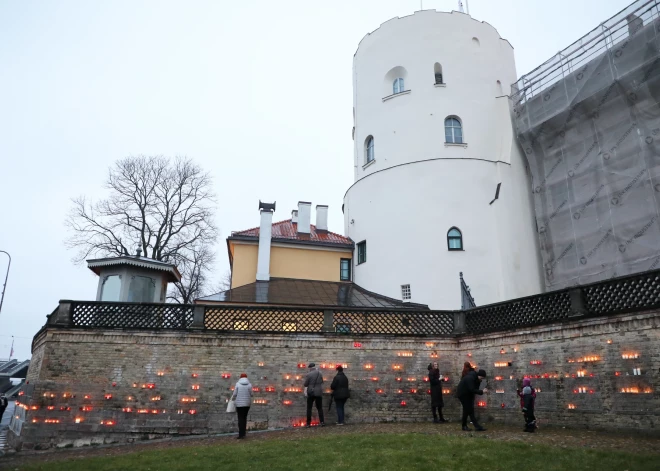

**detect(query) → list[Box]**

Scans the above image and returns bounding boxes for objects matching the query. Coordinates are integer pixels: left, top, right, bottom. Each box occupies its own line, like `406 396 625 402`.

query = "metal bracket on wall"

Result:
489 182 502 205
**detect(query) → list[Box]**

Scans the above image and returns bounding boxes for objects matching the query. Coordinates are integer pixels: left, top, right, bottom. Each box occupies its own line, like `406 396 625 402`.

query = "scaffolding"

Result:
511 0 660 290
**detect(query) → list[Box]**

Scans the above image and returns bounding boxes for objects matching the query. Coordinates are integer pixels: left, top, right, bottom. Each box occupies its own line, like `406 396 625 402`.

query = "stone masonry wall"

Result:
9 310 659 449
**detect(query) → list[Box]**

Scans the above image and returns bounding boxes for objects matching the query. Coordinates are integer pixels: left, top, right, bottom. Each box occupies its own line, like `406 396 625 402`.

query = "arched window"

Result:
445 117 463 144
434 62 443 84
365 136 375 163
447 227 463 250
393 77 404 94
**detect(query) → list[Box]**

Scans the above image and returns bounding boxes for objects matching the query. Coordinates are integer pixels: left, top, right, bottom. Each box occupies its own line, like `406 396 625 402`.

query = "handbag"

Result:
226 397 236 413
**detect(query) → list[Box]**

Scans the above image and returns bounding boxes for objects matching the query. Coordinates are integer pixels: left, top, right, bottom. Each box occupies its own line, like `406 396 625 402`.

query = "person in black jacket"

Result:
0 393 8 422
330 365 350 425
456 368 488 432
428 362 447 423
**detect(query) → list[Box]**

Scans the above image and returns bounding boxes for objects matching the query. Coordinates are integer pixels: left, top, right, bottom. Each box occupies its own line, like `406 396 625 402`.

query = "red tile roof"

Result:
229 219 353 247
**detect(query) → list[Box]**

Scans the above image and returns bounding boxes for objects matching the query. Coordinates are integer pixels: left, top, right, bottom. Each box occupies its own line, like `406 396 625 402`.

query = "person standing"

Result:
456 368 488 432
330 365 350 425
428 362 447 423
231 373 253 439
0 393 8 422
303 363 325 427
517 378 537 432
461 361 474 378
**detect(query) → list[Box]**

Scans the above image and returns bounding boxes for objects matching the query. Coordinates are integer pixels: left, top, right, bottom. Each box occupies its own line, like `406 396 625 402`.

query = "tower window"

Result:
447 227 463 250
445 117 463 144
365 136 375 163
340 259 351 281
393 77 405 94
434 62 444 84
401 284 411 300
357 241 367 264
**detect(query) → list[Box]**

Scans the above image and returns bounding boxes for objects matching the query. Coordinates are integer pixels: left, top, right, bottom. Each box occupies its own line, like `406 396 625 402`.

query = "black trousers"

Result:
523 408 536 428
0 406 6 423
432 406 445 420
460 397 479 428
306 395 324 425
236 406 250 437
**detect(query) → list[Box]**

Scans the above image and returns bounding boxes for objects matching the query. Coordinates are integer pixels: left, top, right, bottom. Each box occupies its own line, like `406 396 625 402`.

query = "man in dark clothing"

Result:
330 365 350 425
0 393 8 422
303 363 325 427
456 368 488 432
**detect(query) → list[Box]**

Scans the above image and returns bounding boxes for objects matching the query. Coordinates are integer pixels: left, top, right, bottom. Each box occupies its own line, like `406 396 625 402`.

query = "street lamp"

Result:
0 250 11 317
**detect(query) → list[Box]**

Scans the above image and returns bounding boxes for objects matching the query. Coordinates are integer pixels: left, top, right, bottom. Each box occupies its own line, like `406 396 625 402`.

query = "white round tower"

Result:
344 10 543 309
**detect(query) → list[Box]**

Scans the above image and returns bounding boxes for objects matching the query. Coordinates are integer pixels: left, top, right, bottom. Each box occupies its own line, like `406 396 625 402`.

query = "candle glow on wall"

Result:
364 364 374 370
622 353 639 359
397 352 413 357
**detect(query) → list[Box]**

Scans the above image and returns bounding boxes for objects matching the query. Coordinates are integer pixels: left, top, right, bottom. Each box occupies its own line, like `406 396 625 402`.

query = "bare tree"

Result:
66 155 218 302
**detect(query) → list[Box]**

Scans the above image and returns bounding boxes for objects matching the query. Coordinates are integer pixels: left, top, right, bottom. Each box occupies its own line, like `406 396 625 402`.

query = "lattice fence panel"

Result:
333 311 453 336
204 307 324 332
465 291 572 334
584 271 660 314
71 302 194 329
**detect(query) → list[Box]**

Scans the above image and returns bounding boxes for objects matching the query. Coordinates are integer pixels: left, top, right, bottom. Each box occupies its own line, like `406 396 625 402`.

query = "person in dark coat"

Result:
303 363 325 427
330 365 350 425
456 368 487 431
0 393 8 422
428 362 447 423
517 377 537 432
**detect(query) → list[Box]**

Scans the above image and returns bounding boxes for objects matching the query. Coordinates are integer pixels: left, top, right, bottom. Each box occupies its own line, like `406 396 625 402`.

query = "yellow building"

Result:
228 202 353 288
197 201 427 310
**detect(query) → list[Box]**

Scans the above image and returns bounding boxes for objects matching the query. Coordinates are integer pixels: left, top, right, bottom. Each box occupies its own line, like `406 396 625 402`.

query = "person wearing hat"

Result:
456 368 488 432
330 365 350 425
231 373 253 439
303 363 325 427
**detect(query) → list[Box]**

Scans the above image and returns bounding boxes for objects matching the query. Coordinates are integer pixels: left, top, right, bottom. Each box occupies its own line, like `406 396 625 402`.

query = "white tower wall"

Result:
344 10 543 309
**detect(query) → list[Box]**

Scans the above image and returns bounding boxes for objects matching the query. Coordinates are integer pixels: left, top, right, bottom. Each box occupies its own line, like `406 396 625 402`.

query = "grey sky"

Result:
0 0 632 359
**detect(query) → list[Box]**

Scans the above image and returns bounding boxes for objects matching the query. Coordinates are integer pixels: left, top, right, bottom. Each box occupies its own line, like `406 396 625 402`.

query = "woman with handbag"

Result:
230 373 253 439
330 365 350 425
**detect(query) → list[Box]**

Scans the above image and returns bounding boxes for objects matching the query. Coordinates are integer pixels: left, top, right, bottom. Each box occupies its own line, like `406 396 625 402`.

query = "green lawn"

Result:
15 432 658 471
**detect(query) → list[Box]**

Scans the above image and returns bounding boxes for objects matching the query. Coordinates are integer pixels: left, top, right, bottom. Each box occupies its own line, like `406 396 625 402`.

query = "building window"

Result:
127 276 155 303
365 136 375 163
401 284 411 300
445 117 463 144
336 323 351 334
447 227 463 250
233 319 249 330
340 259 351 281
282 321 297 332
357 241 367 264
434 62 443 84
100 275 121 302
393 77 404 94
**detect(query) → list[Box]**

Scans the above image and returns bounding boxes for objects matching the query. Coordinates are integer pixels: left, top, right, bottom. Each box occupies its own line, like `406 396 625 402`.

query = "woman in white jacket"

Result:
231 373 253 439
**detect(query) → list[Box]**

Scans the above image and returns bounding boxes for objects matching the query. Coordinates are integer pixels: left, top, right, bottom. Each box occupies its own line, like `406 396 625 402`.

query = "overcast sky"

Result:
0 0 633 360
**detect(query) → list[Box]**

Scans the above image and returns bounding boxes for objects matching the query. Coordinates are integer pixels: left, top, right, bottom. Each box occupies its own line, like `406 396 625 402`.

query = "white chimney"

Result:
315 205 328 231
291 209 298 223
297 201 311 234
256 201 275 281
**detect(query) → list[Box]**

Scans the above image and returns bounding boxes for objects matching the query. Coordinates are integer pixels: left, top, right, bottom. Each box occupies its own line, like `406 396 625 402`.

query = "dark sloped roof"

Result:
229 219 353 248
196 278 429 309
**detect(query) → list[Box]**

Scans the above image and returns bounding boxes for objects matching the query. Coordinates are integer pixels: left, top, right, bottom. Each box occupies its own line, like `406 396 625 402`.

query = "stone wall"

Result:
9 310 659 449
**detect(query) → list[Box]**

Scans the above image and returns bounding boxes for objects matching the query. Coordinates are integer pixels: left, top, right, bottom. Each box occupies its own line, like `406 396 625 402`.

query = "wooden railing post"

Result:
47 301 73 327
191 305 205 330
452 311 466 335
322 309 334 332
569 288 587 318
